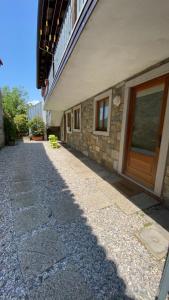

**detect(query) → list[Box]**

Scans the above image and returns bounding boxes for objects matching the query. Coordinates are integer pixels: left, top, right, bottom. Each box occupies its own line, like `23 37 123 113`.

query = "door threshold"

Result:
120 172 161 201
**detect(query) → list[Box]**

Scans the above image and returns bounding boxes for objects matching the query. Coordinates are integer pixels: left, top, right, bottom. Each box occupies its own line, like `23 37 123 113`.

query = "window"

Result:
66 111 72 133
73 105 81 131
93 90 112 136
96 98 109 131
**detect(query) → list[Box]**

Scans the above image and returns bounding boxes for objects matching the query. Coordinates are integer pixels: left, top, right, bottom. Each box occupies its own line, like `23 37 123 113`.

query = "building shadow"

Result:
12 140 135 299
62 143 169 233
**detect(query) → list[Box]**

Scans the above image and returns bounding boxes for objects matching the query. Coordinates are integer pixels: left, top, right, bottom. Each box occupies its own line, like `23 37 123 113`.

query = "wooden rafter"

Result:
37 0 68 88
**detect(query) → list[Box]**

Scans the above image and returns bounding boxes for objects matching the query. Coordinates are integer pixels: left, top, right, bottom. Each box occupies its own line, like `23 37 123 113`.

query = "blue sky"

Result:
0 0 42 103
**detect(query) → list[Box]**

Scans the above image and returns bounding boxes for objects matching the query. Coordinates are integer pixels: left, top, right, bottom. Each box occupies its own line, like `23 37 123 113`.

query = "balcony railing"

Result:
48 0 88 93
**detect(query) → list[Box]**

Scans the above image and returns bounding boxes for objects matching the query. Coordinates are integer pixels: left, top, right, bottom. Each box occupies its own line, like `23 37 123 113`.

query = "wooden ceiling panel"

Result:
37 0 69 88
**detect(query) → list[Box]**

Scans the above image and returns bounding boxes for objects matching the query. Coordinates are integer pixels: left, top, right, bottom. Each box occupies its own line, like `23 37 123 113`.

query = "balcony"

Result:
46 0 93 100
44 0 169 113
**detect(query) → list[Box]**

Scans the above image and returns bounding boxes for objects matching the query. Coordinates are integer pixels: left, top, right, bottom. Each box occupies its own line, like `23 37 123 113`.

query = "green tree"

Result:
14 114 28 136
2 86 28 118
1 86 29 144
3 113 16 144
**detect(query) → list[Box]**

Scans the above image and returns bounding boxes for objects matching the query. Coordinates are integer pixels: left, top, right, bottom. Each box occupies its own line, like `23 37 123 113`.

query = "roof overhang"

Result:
44 0 169 112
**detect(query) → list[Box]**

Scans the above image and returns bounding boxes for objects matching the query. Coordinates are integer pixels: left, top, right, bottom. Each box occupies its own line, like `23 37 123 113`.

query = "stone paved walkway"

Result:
0 140 169 299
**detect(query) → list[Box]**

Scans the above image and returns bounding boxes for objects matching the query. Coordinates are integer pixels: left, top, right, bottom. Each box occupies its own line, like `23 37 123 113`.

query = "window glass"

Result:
98 101 104 129
104 99 109 129
74 108 80 129
131 84 164 155
67 112 71 131
96 98 109 131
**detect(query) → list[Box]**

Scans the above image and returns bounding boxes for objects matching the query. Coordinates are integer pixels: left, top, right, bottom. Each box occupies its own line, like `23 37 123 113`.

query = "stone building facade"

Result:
37 0 169 206
61 63 169 206
62 84 124 172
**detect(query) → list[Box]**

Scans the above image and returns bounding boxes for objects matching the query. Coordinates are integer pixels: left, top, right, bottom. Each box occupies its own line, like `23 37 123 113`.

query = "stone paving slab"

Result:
10 181 35 194
114 193 142 215
73 167 97 179
76 190 115 213
13 207 50 236
136 224 169 260
94 169 112 179
145 205 169 235
10 191 38 209
29 267 94 300
97 180 119 199
10 173 33 182
0 182 8 194
18 229 66 281
105 173 122 184
130 193 159 210
48 198 82 225
113 192 158 215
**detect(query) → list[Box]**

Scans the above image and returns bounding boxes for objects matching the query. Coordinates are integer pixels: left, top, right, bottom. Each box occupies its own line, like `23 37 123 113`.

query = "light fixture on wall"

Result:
113 95 121 107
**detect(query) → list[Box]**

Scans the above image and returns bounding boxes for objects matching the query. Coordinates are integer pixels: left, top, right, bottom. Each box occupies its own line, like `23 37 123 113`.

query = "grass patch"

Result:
143 222 153 228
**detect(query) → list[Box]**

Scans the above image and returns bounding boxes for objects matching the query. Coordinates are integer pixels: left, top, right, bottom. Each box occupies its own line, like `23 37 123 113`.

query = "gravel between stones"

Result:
0 140 165 299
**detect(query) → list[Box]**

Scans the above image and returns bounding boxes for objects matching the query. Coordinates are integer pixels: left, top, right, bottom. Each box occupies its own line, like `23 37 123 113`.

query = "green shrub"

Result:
48 135 60 149
3 113 16 145
14 114 28 137
28 116 45 136
51 141 57 148
48 134 58 142
51 142 60 149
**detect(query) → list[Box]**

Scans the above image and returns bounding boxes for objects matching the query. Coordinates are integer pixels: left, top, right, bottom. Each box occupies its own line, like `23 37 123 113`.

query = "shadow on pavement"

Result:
62 144 169 233
10 141 135 299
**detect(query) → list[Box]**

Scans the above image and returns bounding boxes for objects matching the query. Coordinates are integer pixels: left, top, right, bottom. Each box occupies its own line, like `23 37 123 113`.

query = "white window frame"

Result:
118 62 169 197
73 104 81 132
93 89 112 136
65 110 72 134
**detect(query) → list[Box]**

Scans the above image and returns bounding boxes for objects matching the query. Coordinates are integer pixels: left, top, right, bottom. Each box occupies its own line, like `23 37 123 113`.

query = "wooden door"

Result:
124 75 169 188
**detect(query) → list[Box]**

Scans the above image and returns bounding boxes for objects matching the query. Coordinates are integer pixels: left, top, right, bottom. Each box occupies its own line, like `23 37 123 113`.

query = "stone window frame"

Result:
73 104 81 132
65 109 72 134
93 89 112 136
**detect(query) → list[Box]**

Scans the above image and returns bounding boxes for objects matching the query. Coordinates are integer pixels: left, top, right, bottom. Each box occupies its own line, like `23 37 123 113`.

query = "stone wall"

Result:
62 83 124 172
0 92 4 148
61 79 169 204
